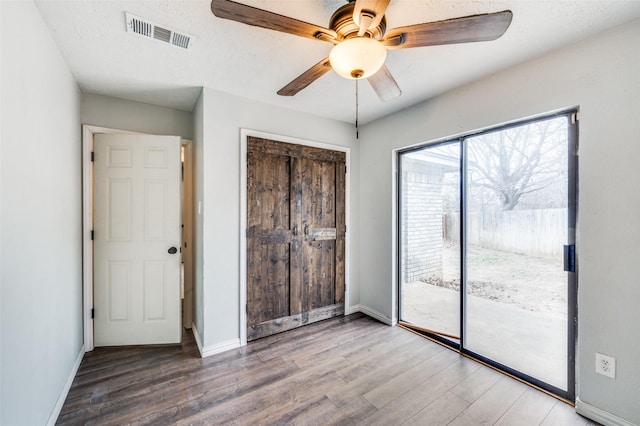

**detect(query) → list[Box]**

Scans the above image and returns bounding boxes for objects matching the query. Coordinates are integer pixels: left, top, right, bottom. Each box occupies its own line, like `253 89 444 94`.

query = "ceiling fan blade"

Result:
353 0 390 36
277 58 332 96
211 0 337 43
383 10 513 49
367 65 402 101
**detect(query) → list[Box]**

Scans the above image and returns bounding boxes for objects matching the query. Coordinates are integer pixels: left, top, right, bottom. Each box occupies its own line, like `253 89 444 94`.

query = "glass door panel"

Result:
399 142 461 342
464 116 570 390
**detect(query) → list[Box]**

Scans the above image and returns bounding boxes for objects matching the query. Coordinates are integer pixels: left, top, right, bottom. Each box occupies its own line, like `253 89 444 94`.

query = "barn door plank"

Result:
247 141 294 339
290 156 303 317
302 157 336 311
335 161 346 305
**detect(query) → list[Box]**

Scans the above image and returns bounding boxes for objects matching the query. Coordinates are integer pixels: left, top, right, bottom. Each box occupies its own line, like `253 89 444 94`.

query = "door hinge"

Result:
563 244 576 272
91 308 95 319
91 151 95 162
91 230 94 240
571 112 579 124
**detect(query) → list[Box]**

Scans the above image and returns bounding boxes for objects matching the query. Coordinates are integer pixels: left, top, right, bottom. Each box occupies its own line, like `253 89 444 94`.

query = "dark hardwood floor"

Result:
57 313 596 425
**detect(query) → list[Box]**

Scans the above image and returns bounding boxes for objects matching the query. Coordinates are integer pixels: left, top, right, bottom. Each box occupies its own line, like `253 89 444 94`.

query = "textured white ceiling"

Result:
35 0 640 124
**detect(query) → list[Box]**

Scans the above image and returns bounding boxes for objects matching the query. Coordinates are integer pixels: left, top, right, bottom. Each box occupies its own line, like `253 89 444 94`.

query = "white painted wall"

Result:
359 18 640 425
197 88 359 349
1 2 83 424
81 93 193 140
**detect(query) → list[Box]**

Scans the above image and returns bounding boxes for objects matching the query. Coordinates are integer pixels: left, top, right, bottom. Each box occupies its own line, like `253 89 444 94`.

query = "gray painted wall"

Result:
0 2 4 423
192 91 205 343
359 18 640 425
197 88 360 348
81 93 193 140
1 2 83 424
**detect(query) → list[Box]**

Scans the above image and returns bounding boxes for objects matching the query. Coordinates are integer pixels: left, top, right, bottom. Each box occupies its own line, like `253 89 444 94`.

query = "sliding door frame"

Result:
397 109 578 402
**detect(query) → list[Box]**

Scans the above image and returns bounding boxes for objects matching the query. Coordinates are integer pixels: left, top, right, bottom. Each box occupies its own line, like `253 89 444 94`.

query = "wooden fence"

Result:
444 208 568 258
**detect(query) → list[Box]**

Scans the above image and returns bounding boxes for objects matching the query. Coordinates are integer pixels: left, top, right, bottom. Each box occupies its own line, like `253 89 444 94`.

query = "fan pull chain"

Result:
355 78 359 139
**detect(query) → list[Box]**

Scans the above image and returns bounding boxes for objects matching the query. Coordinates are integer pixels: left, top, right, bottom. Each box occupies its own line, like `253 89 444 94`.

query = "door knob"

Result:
168 246 178 254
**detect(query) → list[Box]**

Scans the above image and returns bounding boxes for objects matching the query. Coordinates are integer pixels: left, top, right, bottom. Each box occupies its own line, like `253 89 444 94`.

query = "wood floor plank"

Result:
285 320 390 369
129 359 305 425
362 356 480 426
176 365 344 424
330 324 412 363
448 375 528 425
363 348 468 409
288 395 376 425
334 331 431 382
402 391 471 426
540 400 591 426
326 339 442 408
494 387 557 425
252 313 370 362
56 314 595 426
59 355 299 424
170 337 351 425
260 395 342 425
229 378 341 425
448 361 504 403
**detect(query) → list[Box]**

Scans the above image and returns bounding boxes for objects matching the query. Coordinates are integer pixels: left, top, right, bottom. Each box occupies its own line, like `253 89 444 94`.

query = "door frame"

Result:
82 125 193 351
239 129 351 346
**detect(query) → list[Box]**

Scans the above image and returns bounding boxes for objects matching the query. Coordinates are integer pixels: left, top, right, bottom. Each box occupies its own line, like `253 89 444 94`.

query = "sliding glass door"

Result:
399 142 461 342
398 112 577 400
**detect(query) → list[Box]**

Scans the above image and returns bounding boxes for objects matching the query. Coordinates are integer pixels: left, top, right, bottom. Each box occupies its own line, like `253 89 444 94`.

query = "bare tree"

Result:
467 117 567 211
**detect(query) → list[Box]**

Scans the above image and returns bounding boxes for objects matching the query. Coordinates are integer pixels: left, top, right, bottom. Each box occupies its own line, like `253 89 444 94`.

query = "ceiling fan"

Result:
210 0 512 101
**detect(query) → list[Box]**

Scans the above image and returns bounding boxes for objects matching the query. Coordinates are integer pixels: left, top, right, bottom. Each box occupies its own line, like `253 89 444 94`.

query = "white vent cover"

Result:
125 13 194 50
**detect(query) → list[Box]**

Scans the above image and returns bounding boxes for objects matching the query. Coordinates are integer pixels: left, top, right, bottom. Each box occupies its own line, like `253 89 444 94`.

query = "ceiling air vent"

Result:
125 12 194 50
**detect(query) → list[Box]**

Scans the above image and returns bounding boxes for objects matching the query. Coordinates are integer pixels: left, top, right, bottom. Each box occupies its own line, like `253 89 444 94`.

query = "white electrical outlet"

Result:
595 353 616 379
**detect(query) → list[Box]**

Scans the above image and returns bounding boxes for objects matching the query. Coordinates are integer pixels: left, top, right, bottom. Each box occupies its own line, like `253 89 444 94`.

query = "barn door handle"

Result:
304 224 310 235
293 225 298 236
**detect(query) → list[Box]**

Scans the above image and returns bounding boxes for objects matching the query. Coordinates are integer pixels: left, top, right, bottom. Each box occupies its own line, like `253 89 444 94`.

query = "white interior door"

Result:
94 134 181 346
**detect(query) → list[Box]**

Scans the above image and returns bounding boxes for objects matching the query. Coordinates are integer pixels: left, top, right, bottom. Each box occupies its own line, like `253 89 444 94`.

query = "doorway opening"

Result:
82 125 194 350
397 111 578 401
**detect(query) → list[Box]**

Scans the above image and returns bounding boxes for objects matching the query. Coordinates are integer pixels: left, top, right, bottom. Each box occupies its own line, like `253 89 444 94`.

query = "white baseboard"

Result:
191 322 241 358
47 345 85 426
350 304 394 326
575 397 636 426
345 304 361 315
201 338 241 357
191 322 205 357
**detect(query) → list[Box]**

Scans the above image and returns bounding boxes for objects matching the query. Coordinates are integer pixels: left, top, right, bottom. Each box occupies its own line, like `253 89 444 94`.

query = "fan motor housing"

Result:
329 2 386 40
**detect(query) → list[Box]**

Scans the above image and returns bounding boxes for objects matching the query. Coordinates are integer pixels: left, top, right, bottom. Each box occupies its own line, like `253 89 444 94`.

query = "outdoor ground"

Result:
439 243 567 317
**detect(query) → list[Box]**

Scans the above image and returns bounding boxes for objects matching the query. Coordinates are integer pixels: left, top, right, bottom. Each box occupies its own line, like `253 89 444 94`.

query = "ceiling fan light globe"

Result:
329 37 387 80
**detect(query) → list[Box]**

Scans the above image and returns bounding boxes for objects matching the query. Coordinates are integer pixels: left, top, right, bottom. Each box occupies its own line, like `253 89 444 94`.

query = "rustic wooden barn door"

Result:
247 137 345 341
